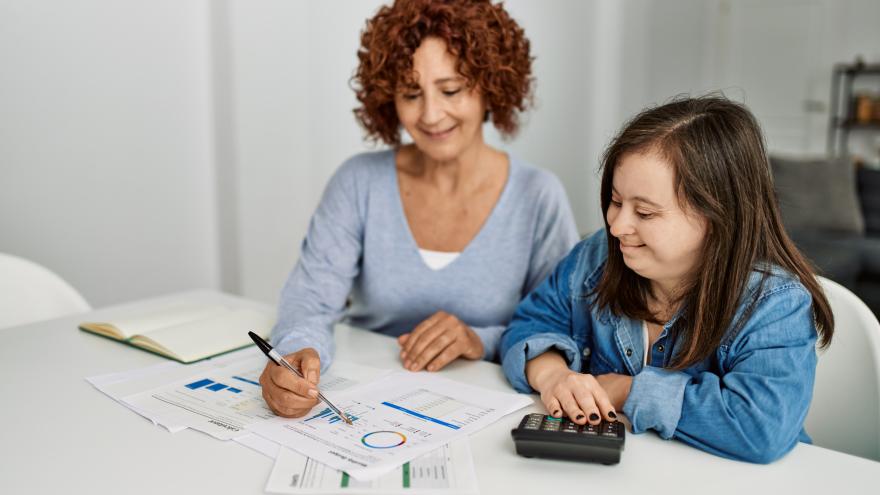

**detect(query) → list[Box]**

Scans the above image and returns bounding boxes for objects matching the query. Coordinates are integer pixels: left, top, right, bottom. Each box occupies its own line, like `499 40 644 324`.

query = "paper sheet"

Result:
121 357 390 440
250 371 530 480
265 438 479 494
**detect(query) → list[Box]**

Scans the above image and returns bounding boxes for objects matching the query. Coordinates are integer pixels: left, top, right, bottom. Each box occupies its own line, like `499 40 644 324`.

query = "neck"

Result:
649 279 683 316
415 135 490 194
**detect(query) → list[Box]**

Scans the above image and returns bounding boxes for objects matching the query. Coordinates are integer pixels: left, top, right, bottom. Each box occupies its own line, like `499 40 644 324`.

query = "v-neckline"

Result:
390 150 514 272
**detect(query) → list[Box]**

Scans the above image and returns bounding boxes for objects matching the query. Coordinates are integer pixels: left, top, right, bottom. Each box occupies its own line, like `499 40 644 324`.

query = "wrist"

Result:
526 352 569 392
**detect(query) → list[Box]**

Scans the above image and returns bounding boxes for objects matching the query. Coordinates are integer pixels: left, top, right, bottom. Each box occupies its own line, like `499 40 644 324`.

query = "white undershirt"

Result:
642 320 650 367
418 248 461 270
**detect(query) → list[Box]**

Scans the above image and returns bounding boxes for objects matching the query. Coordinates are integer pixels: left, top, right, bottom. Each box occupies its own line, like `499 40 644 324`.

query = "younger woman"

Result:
500 96 834 463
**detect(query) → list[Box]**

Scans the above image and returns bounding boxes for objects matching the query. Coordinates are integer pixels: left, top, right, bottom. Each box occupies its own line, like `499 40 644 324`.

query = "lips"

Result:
619 242 645 252
420 125 457 139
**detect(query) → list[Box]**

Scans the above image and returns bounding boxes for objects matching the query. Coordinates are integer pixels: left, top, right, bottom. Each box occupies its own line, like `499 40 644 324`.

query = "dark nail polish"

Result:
575 414 584 420
608 411 618 419
589 413 600 421
553 410 561 417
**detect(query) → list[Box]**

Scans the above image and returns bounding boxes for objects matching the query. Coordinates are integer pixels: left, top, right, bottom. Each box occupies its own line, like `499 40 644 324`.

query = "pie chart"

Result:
361 430 406 449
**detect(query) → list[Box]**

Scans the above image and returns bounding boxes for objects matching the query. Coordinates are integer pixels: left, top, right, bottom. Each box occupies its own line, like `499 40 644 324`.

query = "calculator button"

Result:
541 421 561 431
581 424 599 436
562 422 579 433
601 422 618 437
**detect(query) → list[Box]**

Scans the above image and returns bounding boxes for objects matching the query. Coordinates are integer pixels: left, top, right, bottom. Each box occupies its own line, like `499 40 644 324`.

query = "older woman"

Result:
260 0 579 418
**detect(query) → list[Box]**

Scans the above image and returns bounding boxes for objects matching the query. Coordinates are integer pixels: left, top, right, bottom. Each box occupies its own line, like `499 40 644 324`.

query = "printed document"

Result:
265 437 478 494
121 355 389 440
250 371 531 480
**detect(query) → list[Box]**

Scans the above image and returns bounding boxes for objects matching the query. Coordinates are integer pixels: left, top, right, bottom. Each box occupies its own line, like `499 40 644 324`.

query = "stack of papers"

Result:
86 347 531 493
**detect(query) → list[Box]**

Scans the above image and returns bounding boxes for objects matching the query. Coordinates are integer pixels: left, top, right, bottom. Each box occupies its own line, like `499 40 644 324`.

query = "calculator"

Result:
510 413 625 465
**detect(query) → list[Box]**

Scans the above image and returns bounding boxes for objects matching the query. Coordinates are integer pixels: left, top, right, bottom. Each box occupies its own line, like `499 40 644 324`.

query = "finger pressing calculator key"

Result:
510 413 625 465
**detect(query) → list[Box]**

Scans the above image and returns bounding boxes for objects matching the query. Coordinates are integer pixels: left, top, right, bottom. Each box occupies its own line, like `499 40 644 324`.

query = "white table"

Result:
2 290 878 494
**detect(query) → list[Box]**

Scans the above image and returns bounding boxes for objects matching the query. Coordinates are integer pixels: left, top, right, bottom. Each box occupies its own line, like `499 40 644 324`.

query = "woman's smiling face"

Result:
605 150 708 294
393 37 486 162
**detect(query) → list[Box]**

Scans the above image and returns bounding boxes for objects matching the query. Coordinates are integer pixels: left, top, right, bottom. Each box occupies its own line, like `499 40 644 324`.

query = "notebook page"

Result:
135 309 275 363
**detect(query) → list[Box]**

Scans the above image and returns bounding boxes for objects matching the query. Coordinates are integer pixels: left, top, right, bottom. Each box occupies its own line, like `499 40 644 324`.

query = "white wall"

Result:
3 0 880 309
0 0 219 307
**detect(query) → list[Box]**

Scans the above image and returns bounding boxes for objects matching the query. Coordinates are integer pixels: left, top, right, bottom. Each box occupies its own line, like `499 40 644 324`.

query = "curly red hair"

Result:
352 0 534 145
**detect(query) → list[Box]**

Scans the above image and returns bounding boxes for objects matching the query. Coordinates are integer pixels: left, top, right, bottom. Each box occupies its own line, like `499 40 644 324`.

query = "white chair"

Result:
804 276 880 461
0 253 91 330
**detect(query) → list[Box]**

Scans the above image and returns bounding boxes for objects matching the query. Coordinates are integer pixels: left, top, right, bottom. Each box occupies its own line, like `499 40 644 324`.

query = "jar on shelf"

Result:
855 93 874 123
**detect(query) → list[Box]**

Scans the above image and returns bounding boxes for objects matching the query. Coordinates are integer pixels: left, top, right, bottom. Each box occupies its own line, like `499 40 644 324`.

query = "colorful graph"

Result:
184 378 242 393
304 407 359 424
361 431 406 449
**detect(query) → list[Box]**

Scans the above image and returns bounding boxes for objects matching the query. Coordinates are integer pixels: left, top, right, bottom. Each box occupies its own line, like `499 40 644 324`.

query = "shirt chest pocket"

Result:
582 346 621 375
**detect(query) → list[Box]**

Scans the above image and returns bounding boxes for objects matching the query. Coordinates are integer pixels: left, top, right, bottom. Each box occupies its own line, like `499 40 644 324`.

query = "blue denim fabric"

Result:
500 229 819 464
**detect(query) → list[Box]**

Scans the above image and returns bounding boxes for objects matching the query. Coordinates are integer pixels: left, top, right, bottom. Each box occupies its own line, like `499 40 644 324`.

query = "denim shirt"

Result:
500 230 819 464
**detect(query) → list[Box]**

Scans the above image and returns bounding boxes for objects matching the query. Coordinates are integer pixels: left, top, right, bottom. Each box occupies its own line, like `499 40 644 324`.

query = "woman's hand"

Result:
397 311 484 372
526 350 618 425
258 347 321 418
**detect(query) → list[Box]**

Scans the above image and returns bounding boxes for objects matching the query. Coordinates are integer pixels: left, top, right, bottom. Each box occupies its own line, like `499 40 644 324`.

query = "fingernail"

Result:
307 389 318 398
609 411 618 419
552 410 561 417
589 413 600 421
575 414 585 420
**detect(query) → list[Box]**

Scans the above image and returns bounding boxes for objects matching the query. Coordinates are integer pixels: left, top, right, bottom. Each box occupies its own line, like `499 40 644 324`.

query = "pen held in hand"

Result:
248 331 353 425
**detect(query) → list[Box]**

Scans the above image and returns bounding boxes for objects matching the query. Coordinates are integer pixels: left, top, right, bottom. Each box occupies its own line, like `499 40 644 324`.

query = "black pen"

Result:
248 331 353 425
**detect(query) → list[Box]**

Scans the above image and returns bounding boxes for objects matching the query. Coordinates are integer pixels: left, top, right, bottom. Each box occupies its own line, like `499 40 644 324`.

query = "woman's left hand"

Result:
594 373 633 411
397 311 484 372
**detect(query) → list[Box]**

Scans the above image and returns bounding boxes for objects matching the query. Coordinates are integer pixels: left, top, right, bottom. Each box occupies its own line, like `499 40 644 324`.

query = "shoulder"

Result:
556 229 609 290
324 149 395 196
333 149 394 181
745 265 811 305
508 156 568 203
723 265 815 347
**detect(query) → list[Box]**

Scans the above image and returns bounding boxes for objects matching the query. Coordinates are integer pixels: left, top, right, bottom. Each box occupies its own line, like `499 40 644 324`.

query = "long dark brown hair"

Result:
595 95 833 369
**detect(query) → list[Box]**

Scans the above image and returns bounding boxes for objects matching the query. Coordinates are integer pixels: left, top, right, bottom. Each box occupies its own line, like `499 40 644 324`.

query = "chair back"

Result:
805 276 880 461
0 253 91 329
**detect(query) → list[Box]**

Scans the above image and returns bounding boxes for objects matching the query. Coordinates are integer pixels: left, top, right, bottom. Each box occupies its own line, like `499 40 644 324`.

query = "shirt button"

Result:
657 344 665 353
625 348 633 357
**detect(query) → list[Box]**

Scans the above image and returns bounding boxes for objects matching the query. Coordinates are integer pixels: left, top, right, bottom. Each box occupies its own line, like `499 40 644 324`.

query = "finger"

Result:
408 316 454 364
270 365 318 399
543 396 563 418
409 325 454 371
298 353 321 385
424 340 462 372
286 350 321 385
570 378 602 425
403 312 446 355
589 379 617 421
398 333 410 345
557 389 586 424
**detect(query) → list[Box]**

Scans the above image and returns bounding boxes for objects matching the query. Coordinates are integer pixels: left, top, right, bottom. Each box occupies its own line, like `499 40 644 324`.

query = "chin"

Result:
417 143 463 163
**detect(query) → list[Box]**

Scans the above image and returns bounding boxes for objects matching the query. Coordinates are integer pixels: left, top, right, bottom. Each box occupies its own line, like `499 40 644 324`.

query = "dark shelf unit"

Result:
828 63 880 157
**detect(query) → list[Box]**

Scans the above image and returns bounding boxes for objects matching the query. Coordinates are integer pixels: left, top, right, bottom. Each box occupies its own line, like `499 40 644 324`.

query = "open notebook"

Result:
79 304 275 363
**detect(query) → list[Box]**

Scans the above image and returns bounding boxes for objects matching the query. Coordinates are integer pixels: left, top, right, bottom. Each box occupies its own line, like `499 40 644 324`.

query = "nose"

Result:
420 92 445 127
608 206 635 239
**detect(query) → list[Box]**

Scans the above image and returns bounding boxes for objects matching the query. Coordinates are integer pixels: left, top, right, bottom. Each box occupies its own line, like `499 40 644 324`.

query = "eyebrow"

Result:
611 187 664 209
433 77 465 85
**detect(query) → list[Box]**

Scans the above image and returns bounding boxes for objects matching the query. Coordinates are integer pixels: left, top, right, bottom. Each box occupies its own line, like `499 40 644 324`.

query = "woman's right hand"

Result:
526 350 617 425
259 347 322 418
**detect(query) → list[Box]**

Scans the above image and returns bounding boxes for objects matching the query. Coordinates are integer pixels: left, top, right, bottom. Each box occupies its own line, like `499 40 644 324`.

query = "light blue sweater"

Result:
271 150 579 370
